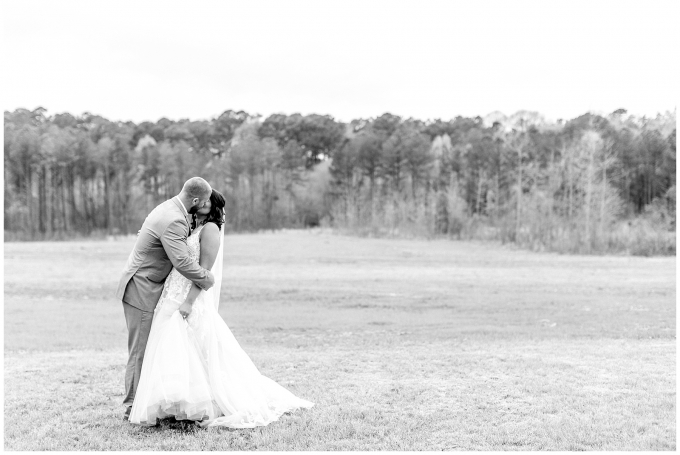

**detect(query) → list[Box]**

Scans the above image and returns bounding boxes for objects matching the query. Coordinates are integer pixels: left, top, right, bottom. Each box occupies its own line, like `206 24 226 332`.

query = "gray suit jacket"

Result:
116 197 213 312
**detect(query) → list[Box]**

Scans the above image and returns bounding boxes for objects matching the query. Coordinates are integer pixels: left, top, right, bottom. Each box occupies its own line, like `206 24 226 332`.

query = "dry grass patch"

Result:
4 338 674 450
4 231 676 450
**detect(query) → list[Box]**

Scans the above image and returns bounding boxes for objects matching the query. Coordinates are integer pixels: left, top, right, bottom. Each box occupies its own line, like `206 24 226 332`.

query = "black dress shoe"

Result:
123 406 132 421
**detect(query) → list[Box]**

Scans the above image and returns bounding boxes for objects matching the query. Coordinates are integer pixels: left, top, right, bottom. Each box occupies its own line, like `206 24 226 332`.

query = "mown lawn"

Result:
4 230 676 450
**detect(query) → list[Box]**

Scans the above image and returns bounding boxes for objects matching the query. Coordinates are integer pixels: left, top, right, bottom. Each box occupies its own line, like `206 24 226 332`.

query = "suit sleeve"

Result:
160 220 213 289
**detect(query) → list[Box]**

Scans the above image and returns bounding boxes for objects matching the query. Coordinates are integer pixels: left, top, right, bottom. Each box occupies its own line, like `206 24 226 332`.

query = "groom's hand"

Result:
202 271 215 290
179 301 193 319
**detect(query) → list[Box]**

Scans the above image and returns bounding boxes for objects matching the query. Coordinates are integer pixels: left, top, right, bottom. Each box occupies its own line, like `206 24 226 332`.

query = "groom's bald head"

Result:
179 177 212 214
182 177 211 199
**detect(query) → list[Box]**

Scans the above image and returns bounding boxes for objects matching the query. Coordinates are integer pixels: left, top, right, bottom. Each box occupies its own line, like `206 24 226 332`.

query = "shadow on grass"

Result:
137 417 203 434
138 415 288 434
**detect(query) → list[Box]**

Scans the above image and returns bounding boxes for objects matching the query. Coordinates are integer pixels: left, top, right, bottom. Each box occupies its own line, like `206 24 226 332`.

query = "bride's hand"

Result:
179 301 193 319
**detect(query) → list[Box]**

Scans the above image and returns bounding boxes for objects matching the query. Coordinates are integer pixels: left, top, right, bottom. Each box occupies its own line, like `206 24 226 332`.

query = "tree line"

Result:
4 107 675 254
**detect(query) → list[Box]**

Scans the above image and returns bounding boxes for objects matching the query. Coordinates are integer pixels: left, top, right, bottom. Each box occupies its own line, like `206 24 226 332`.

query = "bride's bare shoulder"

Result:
199 222 220 242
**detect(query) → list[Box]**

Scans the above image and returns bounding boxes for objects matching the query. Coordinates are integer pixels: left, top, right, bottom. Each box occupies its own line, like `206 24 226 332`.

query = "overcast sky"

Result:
3 0 678 123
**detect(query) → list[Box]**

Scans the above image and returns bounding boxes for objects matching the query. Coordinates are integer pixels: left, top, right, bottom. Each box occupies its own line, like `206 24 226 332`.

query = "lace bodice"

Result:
155 225 204 315
186 225 203 262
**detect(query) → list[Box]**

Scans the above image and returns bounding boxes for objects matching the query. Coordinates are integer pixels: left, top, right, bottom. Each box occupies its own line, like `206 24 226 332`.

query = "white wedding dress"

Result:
129 224 313 428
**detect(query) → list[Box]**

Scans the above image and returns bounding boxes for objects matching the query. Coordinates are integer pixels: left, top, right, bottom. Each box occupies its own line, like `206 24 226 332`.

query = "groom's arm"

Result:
160 220 215 290
179 223 221 318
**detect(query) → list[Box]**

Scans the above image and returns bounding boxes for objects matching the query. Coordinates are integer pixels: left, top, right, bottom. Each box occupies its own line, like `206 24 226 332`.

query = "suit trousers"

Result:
122 301 154 407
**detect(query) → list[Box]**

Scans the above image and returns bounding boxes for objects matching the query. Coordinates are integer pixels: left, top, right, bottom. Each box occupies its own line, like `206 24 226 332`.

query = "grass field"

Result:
4 229 676 450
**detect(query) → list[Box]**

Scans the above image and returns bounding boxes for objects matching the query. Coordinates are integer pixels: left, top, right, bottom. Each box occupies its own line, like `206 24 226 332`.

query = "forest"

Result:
4 107 676 254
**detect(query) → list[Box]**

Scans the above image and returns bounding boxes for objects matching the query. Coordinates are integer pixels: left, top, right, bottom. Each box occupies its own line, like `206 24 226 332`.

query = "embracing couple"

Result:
116 177 313 428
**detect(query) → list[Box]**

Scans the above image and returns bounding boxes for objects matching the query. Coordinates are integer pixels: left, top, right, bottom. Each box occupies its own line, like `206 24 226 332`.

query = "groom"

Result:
116 177 216 421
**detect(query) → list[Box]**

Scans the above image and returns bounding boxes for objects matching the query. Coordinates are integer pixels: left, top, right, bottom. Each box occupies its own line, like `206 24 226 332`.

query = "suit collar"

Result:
176 197 189 216
172 197 192 229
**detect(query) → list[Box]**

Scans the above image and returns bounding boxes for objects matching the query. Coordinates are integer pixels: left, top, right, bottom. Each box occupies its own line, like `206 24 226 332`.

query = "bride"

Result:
129 189 313 428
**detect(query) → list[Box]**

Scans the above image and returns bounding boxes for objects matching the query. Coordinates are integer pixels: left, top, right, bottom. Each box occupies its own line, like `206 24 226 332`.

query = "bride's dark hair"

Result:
192 189 226 230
